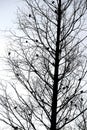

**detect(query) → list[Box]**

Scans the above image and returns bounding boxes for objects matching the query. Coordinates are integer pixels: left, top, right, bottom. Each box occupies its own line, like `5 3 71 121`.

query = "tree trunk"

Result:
50 1 61 130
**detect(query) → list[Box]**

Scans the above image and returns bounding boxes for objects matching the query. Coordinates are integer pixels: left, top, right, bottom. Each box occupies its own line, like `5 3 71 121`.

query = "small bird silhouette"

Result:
70 101 73 105
8 52 11 56
26 40 28 43
46 47 49 50
14 106 17 109
29 14 31 17
74 104 77 107
62 87 66 90
81 98 83 101
52 62 55 66
66 86 69 89
36 54 39 57
12 126 18 130
79 78 82 81
80 90 83 94
36 39 38 42
65 118 68 121
55 10 57 13
16 73 19 77
52 1 55 4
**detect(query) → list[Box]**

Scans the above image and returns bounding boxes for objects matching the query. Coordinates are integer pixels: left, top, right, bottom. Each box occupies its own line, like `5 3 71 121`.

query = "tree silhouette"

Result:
0 0 87 130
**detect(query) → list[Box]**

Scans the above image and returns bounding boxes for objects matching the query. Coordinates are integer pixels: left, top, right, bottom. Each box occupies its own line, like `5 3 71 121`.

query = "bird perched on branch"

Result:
36 54 39 57
52 1 55 4
36 39 38 42
12 125 18 130
80 90 83 94
14 106 17 109
8 52 11 56
29 14 31 17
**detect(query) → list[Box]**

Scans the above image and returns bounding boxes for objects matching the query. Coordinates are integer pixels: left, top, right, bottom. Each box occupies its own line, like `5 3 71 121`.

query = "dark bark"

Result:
50 1 61 130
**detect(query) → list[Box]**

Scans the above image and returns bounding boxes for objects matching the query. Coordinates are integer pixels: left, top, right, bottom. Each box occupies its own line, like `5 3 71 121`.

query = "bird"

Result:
55 10 57 13
35 39 38 42
36 54 39 57
65 118 68 122
8 52 11 56
52 1 55 4
14 126 18 130
46 47 49 50
74 104 77 107
14 106 17 109
12 125 18 130
80 90 83 94
62 87 66 90
79 78 82 81
66 85 69 89
70 101 73 105
81 98 83 101
41 99 44 102
16 73 19 77
52 62 55 66
27 80 29 83
26 40 28 43
29 14 31 17
66 97 69 100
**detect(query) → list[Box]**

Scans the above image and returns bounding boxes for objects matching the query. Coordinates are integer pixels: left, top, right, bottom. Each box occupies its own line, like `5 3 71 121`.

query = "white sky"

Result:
0 0 22 48
0 0 23 129
0 0 23 80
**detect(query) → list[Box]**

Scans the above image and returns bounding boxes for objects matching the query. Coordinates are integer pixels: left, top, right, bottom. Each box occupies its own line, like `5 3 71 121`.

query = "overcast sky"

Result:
0 1 21 128
0 0 17 28
0 0 20 49
0 0 23 81
0 0 23 51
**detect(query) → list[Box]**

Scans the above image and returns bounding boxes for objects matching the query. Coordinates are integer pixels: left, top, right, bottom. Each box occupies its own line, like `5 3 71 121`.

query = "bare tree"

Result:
0 0 87 130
